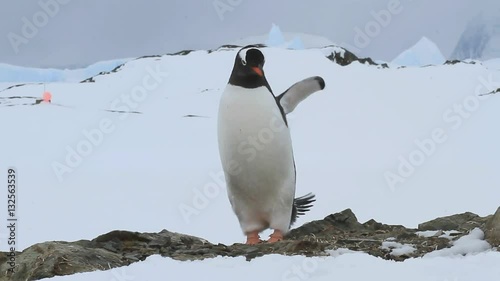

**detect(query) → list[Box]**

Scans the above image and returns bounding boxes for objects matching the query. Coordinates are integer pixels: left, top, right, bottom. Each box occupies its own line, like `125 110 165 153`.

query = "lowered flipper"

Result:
290 193 316 226
276 76 325 114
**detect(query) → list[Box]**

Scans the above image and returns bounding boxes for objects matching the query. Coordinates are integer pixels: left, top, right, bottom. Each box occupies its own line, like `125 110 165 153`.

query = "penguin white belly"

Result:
218 85 296 234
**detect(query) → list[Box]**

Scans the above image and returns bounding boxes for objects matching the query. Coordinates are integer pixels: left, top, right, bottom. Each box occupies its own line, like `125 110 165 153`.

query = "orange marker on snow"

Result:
42 91 52 103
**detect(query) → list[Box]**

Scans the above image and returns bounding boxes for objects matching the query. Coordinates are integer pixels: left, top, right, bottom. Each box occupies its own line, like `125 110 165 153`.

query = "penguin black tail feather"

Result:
290 193 316 226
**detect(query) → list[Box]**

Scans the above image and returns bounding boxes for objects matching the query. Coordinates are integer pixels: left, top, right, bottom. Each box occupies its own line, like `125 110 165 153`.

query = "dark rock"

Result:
444 59 476 65
170 50 194 56
288 208 458 259
0 83 42 93
217 44 242 49
329 208 361 226
480 88 500 97
325 48 387 68
418 212 489 231
0 241 127 281
485 207 500 246
80 64 124 83
183 114 209 118
80 77 95 83
214 44 266 50
136 54 162 59
1 210 496 281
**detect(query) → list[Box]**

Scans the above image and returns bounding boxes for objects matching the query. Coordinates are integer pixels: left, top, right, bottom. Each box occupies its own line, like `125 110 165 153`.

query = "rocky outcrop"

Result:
485 207 500 246
325 48 388 68
80 64 125 83
417 212 490 231
1 209 498 281
444 60 477 65
480 88 500 97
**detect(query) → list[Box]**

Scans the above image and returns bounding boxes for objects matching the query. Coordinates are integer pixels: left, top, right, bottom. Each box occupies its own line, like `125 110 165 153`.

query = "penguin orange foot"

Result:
267 230 283 243
246 231 261 245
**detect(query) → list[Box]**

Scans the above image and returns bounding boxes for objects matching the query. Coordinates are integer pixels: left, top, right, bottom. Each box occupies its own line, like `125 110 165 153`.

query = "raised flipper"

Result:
276 76 325 114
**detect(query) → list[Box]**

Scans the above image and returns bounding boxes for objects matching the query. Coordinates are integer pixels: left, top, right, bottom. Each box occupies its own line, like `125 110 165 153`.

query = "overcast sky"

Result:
1 0 498 68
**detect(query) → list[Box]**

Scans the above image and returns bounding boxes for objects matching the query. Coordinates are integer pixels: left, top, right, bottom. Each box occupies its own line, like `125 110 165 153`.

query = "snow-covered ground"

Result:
50 251 500 281
0 46 499 280
483 58 500 70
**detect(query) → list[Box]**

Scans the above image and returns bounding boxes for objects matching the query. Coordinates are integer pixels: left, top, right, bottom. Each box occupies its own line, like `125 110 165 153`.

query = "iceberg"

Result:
0 58 129 83
392 37 446 67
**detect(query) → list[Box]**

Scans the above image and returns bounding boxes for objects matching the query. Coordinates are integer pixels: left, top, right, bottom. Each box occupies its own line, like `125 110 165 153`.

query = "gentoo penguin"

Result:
217 45 325 244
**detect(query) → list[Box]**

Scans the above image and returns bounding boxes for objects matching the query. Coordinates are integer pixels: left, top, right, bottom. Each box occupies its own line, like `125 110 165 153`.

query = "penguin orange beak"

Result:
252 67 263 77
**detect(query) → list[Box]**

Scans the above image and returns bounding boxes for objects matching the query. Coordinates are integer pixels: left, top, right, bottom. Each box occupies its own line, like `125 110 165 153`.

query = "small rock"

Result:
485 207 500 246
418 212 480 231
124 254 141 261
326 208 364 230
433 230 444 237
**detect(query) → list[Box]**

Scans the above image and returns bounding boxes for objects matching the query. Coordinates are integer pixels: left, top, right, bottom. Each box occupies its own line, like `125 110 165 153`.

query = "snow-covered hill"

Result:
1 46 499 280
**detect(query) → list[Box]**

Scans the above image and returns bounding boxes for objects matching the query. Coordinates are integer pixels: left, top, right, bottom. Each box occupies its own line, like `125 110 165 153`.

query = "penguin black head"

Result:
228 45 271 90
